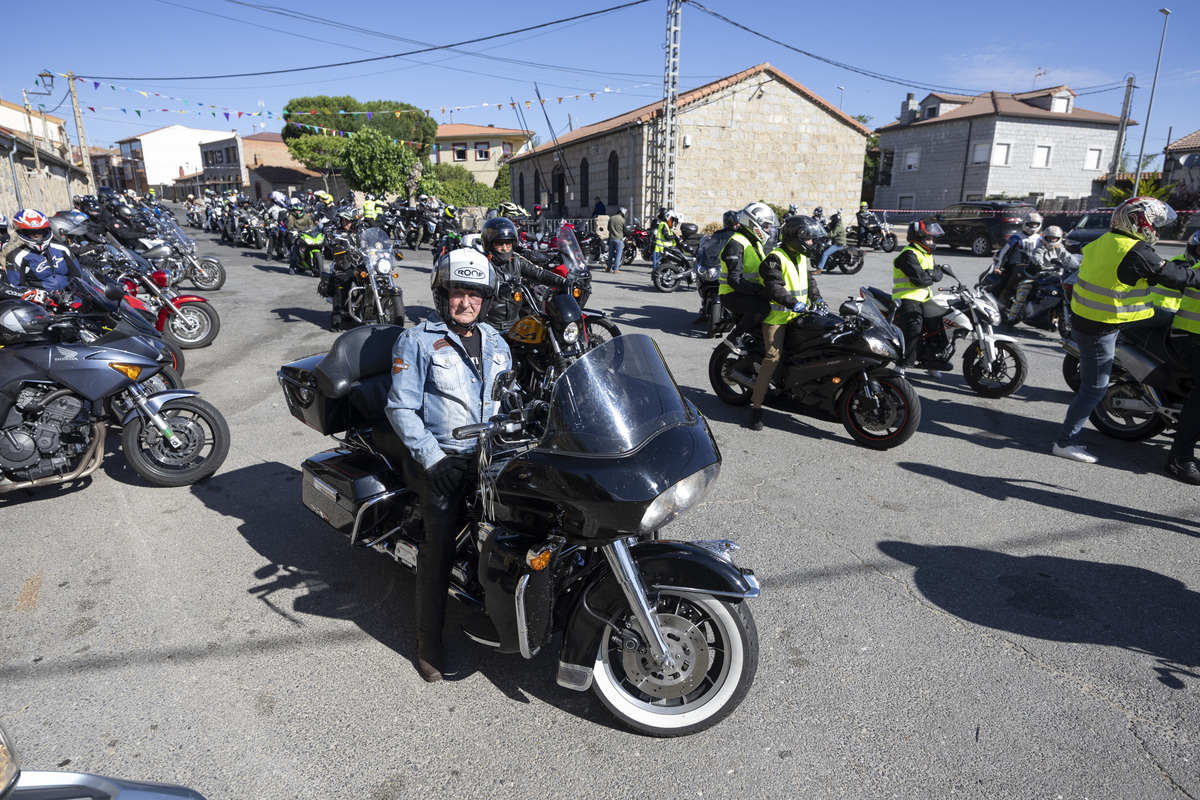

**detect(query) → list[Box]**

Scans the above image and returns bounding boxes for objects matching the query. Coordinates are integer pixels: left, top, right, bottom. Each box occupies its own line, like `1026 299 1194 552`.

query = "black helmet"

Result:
431 249 498 327
722 210 739 230
115 204 135 222
0 299 55 344
1188 230 1200 260
779 215 827 259
79 199 101 218
906 219 944 249
335 206 360 226
480 217 520 262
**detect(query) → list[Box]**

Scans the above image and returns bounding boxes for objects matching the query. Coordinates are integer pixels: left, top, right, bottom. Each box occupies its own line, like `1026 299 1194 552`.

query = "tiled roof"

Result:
1167 128 1200 152
510 63 870 163
247 164 319 183
879 89 1124 132
1011 85 1076 100
436 123 531 139
244 132 286 142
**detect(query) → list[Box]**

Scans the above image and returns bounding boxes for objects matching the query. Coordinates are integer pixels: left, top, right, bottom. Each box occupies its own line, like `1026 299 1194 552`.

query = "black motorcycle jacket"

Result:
485 252 570 331
856 210 878 231
894 247 943 289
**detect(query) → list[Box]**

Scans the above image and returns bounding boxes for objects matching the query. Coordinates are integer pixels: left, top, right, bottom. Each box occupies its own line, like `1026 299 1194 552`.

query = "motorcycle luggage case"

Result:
302 448 402 536
679 222 699 240
279 355 353 435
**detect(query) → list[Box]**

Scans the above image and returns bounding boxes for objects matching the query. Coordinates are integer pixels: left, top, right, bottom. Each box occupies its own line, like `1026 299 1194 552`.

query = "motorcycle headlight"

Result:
977 297 1001 325
376 259 392 274
639 463 720 534
865 333 899 359
561 321 580 344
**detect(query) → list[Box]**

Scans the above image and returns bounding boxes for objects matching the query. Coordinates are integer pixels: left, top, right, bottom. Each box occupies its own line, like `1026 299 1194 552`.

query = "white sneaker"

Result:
1052 444 1098 464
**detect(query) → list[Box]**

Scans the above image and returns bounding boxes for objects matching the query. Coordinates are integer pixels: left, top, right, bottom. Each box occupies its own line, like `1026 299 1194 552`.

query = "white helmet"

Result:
1111 197 1176 246
737 202 779 244
270 190 287 207
1022 212 1044 234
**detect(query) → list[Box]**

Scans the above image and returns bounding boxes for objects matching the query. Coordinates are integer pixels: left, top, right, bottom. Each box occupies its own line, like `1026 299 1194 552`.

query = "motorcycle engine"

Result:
0 387 92 482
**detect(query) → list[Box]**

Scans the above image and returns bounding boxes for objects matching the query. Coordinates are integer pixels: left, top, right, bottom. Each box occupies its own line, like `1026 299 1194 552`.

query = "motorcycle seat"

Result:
864 286 896 315
315 324 405 399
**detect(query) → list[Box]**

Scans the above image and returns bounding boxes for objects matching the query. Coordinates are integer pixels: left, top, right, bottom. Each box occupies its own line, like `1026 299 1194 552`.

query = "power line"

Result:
78 0 651 82
684 0 984 95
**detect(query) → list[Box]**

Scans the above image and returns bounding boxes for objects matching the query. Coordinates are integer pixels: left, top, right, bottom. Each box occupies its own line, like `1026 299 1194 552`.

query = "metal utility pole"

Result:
1134 8 1171 197
1106 75 1136 192
21 90 42 174
67 71 97 192
648 0 681 219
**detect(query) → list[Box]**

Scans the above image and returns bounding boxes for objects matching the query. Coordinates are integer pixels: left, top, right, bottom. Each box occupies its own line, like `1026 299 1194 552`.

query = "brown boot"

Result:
416 636 444 683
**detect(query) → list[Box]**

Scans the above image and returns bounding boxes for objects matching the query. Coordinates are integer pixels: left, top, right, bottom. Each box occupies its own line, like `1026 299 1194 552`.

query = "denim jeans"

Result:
652 250 662 273
607 238 624 271
1056 327 1118 448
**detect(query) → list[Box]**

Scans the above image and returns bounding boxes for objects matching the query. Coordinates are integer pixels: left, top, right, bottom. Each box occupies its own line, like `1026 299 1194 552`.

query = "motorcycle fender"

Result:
199 256 222 266
120 389 200 427
865 365 906 381
581 308 609 318
556 541 758 690
981 332 1019 346
170 295 209 308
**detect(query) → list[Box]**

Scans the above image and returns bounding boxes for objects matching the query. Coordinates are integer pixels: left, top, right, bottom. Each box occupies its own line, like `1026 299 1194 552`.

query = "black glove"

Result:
426 455 468 497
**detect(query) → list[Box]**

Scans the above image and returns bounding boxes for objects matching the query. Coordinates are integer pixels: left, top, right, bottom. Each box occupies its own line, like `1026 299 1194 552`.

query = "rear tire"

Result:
962 340 1027 398
652 267 681 292
1089 378 1167 441
1062 354 1081 392
706 301 723 338
622 246 635 265
708 345 755 406
838 249 865 274
838 375 921 449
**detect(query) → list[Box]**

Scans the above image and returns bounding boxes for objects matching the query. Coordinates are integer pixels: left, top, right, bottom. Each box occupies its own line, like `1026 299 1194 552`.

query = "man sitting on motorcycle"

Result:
827 211 848 248
478 217 572 332
718 202 778 354
2 210 84 306
285 199 314 274
988 212 1044 306
893 219 950 376
322 206 363 330
1008 225 1070 316
653 210 679 275
856 201 879 248
384 251 512 682
748 214 829 431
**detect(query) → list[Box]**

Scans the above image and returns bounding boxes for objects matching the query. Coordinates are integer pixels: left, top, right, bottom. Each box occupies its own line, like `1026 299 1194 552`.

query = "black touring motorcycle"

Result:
279 330 759 736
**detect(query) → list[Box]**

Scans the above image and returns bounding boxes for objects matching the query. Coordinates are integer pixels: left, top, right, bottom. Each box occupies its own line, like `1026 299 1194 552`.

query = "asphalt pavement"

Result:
1 220 1197 800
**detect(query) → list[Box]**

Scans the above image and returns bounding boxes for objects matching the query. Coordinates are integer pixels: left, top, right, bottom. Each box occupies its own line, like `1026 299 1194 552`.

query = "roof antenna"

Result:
1032 68 1048 90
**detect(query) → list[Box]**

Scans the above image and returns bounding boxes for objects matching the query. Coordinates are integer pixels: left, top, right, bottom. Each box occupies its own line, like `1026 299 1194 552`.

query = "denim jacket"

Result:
384 312 512 469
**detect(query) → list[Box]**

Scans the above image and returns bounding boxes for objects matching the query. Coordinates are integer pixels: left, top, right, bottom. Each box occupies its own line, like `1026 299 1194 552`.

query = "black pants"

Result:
1170 333 1200 462
330 268 354 319
723 292 770 339
399 450 476 641
896 299 925 366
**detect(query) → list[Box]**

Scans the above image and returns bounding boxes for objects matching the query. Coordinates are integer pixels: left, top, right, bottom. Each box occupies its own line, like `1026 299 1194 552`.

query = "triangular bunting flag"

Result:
135 110 141 117
367 112 373 121
224 112 229 120
93 81 100 90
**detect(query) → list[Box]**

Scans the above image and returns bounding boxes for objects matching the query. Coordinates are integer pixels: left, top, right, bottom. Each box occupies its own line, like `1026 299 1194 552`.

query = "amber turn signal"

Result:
109 363 142 381
526 547 552 571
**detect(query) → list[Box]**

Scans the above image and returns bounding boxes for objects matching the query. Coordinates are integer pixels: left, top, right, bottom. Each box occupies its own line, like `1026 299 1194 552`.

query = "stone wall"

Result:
0 149 89 215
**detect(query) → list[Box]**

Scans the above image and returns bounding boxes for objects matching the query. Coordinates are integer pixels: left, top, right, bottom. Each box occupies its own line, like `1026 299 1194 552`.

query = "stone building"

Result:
198 131 313 196
506 64 871 227
874 88 1125 211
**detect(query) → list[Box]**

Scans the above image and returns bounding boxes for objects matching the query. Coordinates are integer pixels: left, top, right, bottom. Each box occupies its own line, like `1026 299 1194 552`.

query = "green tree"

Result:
855 114 879 189
1103 174 1176 207
342 127 416 196
493 163 511 193
281 95 437 151
286 134 348 194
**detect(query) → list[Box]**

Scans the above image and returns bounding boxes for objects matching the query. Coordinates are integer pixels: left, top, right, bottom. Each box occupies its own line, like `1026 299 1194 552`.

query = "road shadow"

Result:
190 462 617 730
878 540 1200 688
272 306 331 328
605 302 698 337
896 460 1200 538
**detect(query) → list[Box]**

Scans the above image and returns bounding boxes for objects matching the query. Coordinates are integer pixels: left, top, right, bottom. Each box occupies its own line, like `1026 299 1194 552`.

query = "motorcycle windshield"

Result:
556 224 588 277
359 228 395 271
539 333 695 455
855 293 893 336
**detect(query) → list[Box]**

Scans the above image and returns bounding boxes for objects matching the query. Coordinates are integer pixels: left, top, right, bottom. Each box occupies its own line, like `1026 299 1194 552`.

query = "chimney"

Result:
179 166 185 177
900 93 920 125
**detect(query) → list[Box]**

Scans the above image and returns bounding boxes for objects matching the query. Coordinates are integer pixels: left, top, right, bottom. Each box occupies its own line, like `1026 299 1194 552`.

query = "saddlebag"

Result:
279 355 353 435
301 448 404 537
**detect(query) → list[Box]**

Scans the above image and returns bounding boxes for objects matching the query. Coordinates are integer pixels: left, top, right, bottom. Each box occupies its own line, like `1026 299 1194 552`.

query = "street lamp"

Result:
1133 8 1170 197
837 86 845 109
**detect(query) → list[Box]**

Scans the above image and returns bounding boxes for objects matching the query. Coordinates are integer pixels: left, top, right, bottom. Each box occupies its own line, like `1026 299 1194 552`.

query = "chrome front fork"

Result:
601 538 675 669
126 385 184 450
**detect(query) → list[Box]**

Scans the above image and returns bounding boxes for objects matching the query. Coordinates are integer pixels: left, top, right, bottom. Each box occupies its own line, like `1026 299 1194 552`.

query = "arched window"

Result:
607 151 619 208
518 172 525 208
579 158 589 211
551 165 565 216
534 171 541 208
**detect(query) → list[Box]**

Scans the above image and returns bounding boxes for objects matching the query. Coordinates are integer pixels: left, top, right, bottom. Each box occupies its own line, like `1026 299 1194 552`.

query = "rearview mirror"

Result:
941 265 956 278
492 370 516 401
104 281 126 301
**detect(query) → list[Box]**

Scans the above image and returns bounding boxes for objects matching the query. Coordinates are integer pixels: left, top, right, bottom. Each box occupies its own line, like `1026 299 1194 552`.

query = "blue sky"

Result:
4 0 1195 170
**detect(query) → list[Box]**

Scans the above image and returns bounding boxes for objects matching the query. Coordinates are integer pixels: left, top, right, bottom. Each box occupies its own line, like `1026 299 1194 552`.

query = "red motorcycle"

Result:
104 244 221 349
